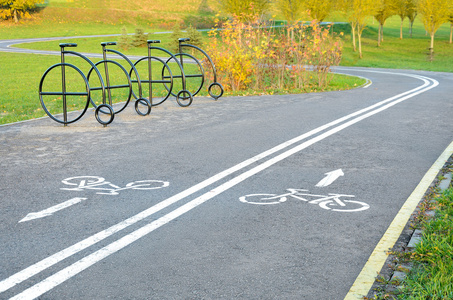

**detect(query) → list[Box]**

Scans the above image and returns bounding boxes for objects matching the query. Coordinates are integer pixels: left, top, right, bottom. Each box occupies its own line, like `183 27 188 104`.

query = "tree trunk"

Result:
13 9 18 23
351 23 357 52
400 19 403 39
358 31 362 59
430 32 435 53
377 24 381 47
450 23 452 44
380 24 384 42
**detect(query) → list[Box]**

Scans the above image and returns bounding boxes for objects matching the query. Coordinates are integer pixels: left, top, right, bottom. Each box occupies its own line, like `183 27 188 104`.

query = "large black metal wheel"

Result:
131 56 174 107
39 63 90 125
87 60 133 114
164 53 205 100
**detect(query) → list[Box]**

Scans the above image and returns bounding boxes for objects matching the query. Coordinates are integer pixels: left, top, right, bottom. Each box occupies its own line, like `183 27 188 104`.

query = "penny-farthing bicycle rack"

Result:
177 38 224 100
155 38 204 106
39 37 224 126
132 40 195 107
88 42 151 116
39 43 114 126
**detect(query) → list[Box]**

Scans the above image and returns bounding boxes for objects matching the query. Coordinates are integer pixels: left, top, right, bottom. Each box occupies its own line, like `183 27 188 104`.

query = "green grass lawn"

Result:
338 16 453 72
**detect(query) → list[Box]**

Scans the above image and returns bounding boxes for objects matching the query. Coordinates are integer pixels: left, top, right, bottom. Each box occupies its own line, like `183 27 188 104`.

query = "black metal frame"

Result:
39 43 114 126
178 38 224 100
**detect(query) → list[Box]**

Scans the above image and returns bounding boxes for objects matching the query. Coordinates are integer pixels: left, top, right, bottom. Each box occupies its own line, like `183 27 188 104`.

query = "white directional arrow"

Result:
19 197 87 223
315 169 344 187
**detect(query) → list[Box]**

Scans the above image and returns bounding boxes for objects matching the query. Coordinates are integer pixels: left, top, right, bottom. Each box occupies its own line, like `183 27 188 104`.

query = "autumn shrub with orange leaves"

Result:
204 14 342 93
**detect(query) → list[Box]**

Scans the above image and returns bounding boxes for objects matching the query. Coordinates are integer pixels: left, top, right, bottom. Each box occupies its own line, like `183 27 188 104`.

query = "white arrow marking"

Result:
19 197 87 223
316 169 344 187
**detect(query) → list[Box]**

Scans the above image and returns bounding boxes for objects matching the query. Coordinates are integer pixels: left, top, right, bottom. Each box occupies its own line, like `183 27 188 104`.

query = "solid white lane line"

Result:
9 75 439 300
0 72 434 295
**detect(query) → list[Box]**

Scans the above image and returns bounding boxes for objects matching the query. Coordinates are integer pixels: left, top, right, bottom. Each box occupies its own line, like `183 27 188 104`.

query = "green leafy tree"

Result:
0 0 42 23
418 0 451 53
131 28 148 48
186 26 204 49
219 0 270 21
118 26 131 50
169 25 184 53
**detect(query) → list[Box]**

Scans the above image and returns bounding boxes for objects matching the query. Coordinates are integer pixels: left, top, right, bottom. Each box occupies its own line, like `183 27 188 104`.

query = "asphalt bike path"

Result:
0 41 452 299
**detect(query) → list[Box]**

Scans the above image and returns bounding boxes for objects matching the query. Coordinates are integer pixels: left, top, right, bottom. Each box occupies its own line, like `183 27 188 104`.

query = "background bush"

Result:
205 14 342 92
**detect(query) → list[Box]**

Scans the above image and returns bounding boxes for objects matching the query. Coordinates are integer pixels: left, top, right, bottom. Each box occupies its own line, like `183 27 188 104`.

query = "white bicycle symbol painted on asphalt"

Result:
61 176 169 195
239 188 370 212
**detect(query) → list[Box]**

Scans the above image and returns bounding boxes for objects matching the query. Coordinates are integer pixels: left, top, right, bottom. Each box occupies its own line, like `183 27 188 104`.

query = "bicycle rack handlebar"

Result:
101 42 117 46
59 43 77 48
178 38 190 43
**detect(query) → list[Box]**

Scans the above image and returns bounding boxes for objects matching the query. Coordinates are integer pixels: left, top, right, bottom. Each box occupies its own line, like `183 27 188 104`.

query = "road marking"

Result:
1 72 439 298
239 189 369 212
344 140 453 299
19 198 87 223
316 169 344 187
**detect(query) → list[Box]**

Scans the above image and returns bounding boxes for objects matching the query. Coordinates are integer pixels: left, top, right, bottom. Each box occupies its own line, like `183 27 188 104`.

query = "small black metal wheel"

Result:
176 90 193 107
135 98 152 116
95 103 115 126
208 82 224 100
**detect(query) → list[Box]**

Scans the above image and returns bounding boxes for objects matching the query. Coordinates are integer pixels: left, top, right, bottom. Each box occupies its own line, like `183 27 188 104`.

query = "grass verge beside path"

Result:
400 186 453 299
387 185 453 300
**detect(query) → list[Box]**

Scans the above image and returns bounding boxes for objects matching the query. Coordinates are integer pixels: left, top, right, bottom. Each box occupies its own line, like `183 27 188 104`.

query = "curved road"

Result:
0 37 452 300
0 35 141 59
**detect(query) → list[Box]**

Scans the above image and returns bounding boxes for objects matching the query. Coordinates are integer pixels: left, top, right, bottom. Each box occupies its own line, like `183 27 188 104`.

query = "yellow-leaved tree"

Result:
274 0 304 25
406 0 418 37
374 0 396 46
274 0 305 40
0 0 42 22
219 0 270 21
338 0 379 58
447 3 453 43
418 0 451 53
302 0 333 22
393 0 411 39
